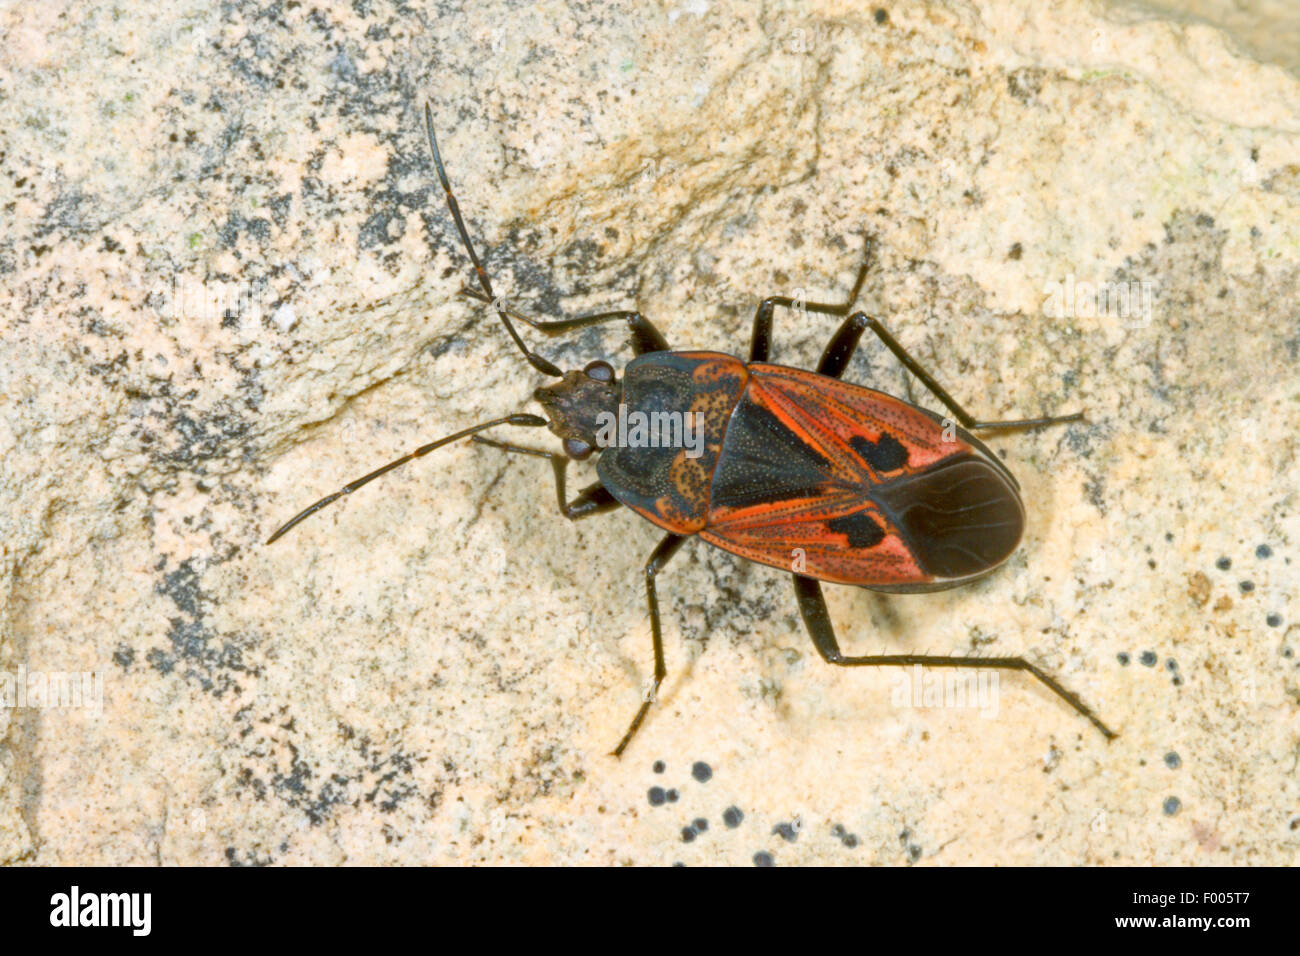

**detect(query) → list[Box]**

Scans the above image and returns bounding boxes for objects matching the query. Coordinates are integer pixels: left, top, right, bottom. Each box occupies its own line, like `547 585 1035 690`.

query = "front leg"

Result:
792 574 1115 739
612 533 688 757
459 286 669 356
470 436 620 519
474 436 688 756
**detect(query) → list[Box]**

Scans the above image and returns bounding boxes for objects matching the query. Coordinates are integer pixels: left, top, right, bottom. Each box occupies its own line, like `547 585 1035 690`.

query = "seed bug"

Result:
267 103 1115 755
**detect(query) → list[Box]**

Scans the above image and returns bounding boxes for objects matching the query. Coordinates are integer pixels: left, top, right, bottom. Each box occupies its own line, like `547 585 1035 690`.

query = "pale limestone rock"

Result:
0 0 1297 865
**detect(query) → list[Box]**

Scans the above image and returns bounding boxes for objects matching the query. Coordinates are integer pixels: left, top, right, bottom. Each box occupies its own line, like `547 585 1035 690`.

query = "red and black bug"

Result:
267 104 1115 755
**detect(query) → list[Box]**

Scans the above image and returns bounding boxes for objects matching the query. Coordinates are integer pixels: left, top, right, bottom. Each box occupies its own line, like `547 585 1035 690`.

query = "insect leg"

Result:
748 242 873 362
792 574 1115 738
824 312 1083 430
612 533 688 757
470 436 621 519
459 287 669 356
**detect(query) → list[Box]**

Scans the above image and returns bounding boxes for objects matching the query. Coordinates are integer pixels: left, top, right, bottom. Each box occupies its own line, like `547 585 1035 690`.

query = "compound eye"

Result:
564 437 593 460
583 360 615 382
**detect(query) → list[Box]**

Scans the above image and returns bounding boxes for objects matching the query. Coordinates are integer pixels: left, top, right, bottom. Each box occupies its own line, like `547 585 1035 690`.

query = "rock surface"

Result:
1 0 1297 865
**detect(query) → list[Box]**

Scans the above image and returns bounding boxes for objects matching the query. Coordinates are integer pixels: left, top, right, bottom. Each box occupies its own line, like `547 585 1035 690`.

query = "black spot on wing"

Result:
711 397 833 510
850 432 908 473
825 511 886 549
873 455 1023 578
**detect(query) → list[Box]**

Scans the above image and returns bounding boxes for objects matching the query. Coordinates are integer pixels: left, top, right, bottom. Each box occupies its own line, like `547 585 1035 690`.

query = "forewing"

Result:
702 368 947 586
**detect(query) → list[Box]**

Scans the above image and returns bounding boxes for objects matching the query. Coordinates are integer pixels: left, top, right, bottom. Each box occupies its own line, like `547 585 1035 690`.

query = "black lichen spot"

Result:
653 760 665 774
648 787 666 806
1008 242 1023 260
35 186 94 240
1117 652 1131 666
1266 613 1282 628
723 806 744 829
358 207 404 249
1163 796 1181 816
150 557 257 695
368 750 421 815
1083 477 1107 514
1164 752 1181 769
873 8 889 25
1139 650 1157 667
826 511 886 549
693 817 709 832
1007 68 1045 103
1216 556 1232 571
215 209 269 250
269 192 293 227
160 559 203 618
225 847 273 867
666 789 679 803
113 645 135 670
772 821 799 843
851 432 908 472
831 823 860 848
691 761 712 783
146 648 174 676
1239 580 1254 593
907 844 922 863
1256 544 1273 559
753 851 775 867
162 407 253 469
681 826 697 843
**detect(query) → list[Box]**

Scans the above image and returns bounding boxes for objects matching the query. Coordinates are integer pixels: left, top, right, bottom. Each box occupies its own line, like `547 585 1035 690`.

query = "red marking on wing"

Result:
751 363 960 475
699 501 927 586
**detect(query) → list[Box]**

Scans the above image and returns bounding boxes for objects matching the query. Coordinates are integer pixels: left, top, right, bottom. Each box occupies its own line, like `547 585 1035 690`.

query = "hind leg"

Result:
791 574 1114 738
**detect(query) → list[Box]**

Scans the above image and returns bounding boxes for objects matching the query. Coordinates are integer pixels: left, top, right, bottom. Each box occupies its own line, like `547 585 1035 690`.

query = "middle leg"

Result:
748 239 874 362
816 311 1083 429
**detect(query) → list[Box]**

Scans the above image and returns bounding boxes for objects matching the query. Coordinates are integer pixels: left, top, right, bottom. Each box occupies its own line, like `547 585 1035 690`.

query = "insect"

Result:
267 103 1115 755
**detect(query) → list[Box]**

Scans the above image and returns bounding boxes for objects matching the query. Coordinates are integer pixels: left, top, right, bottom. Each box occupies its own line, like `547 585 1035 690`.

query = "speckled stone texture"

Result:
1 0 1297 865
